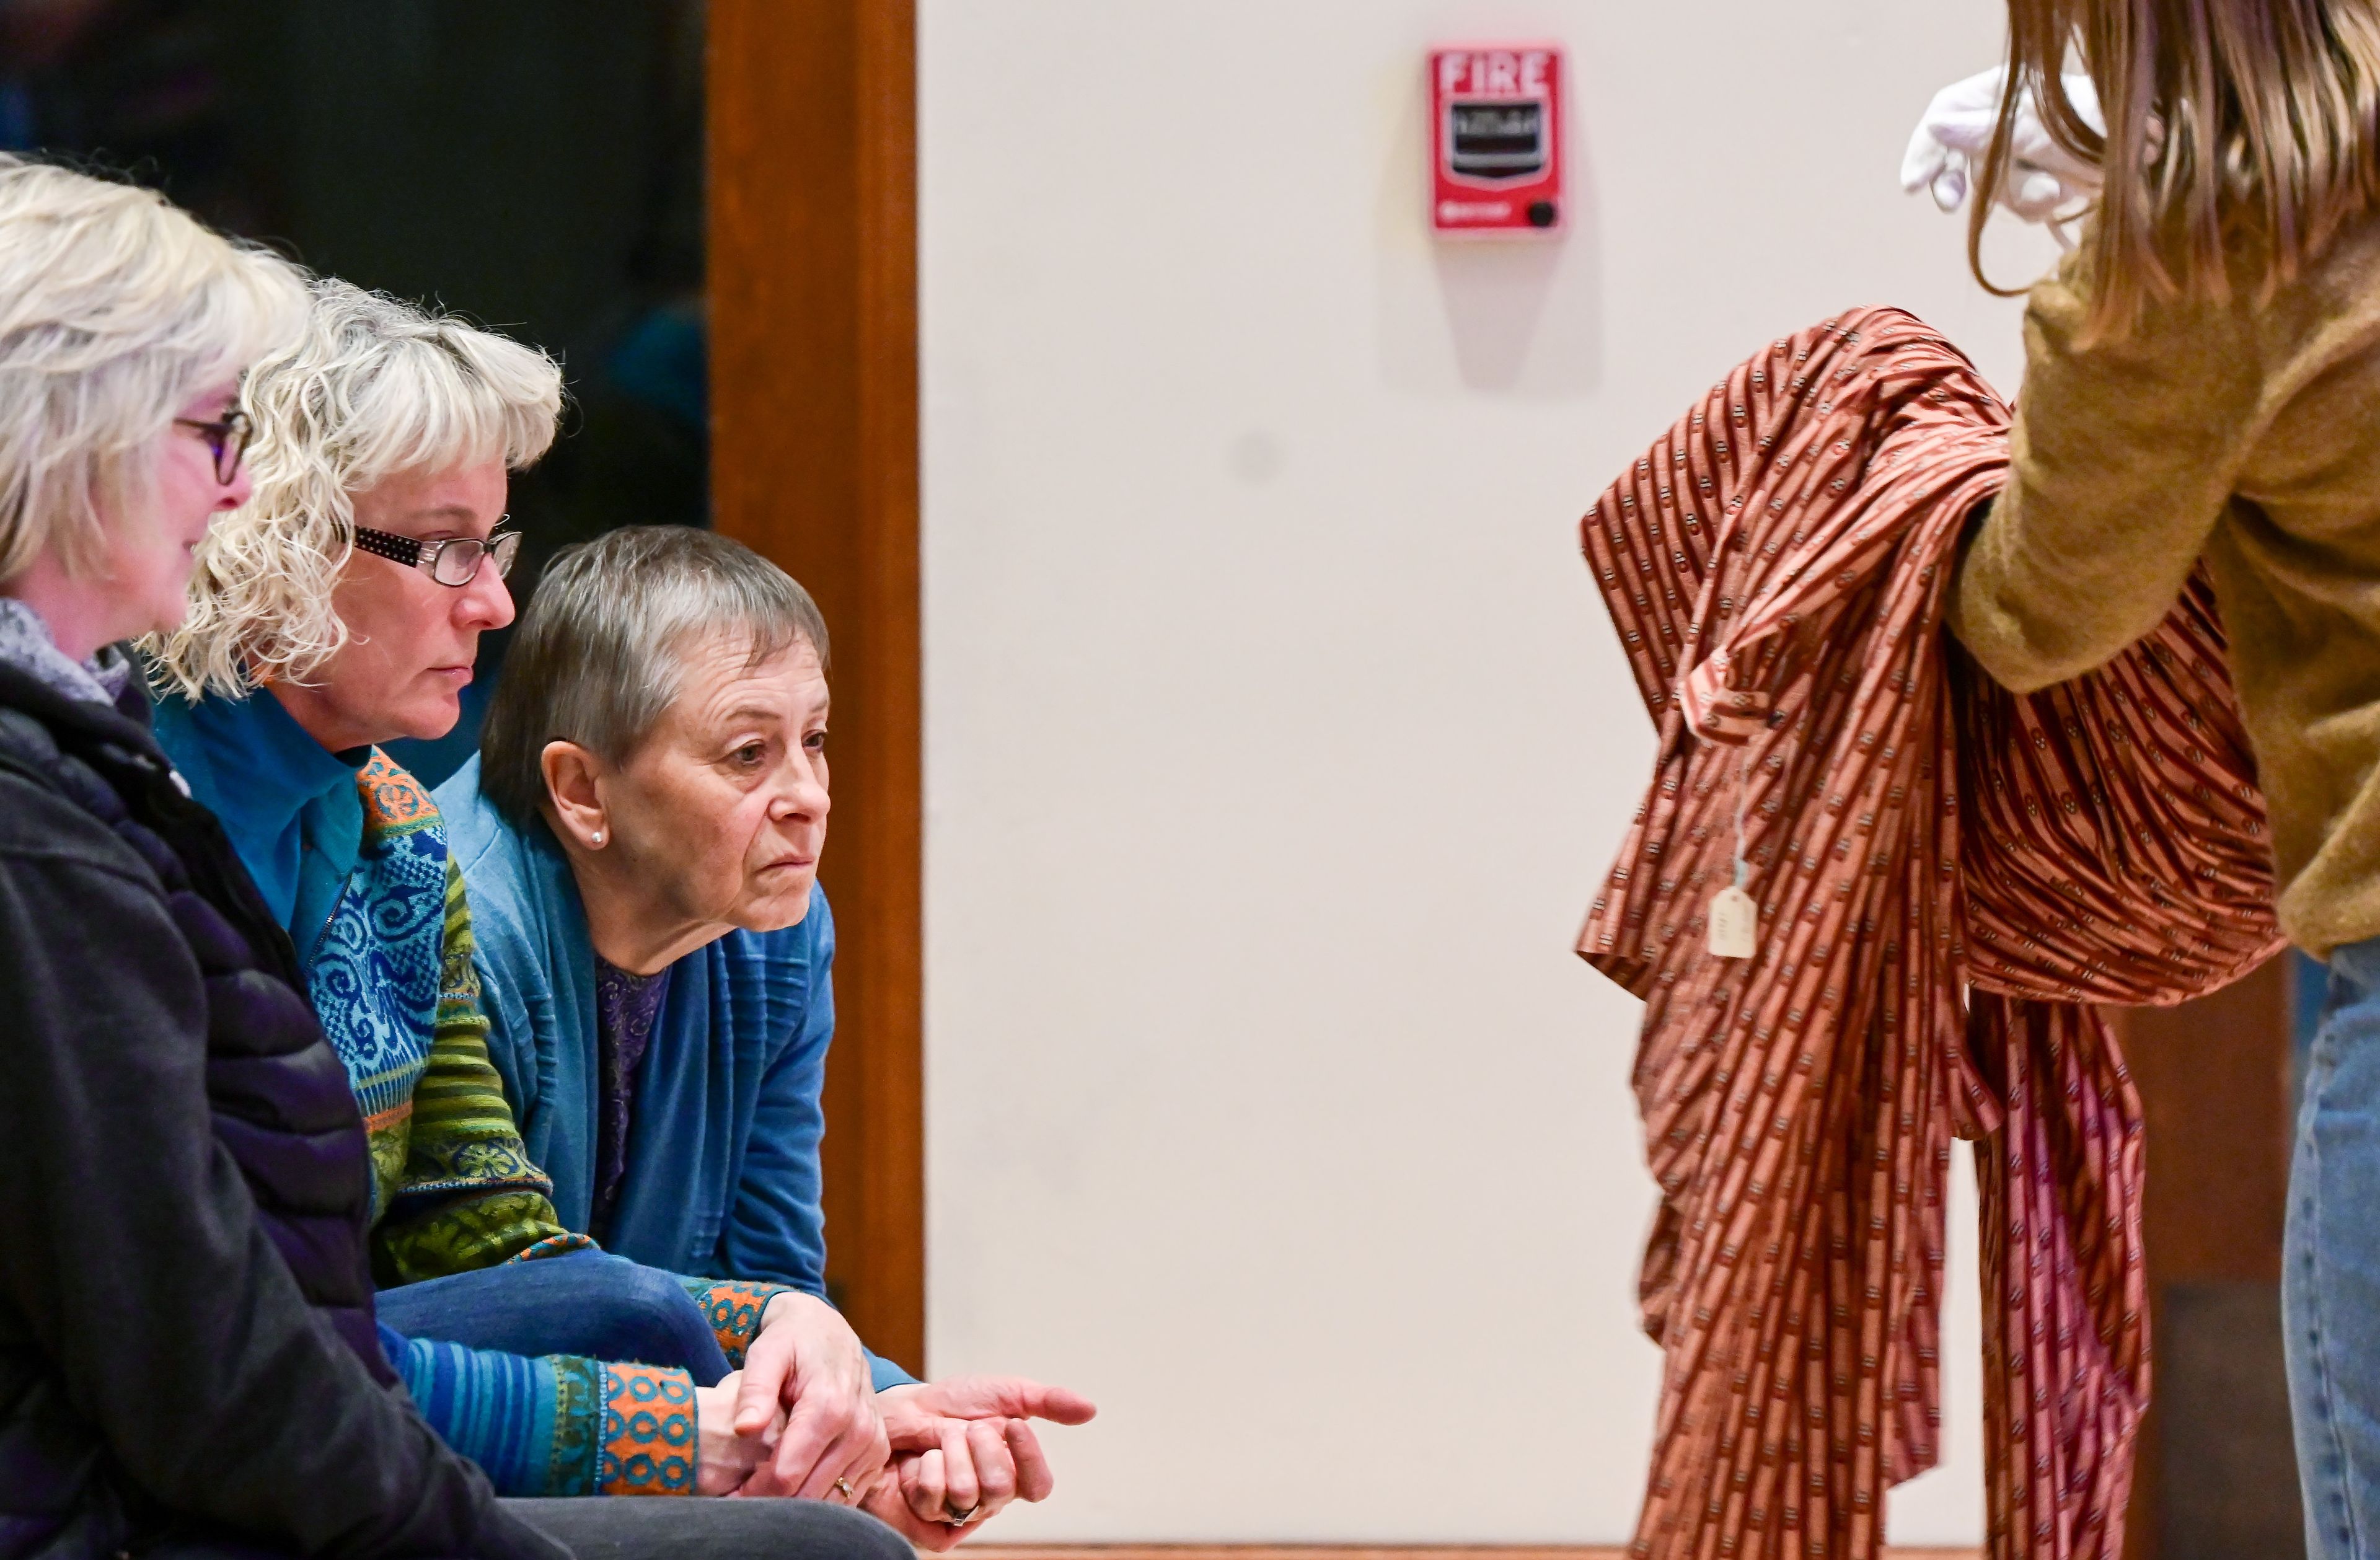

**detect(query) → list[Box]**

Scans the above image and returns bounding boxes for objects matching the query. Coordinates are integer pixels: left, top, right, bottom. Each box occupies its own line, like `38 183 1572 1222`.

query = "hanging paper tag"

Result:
1708 884 1758 959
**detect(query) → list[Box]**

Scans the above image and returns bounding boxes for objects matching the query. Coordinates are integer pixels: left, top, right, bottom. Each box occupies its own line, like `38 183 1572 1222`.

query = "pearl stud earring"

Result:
591 831 605 845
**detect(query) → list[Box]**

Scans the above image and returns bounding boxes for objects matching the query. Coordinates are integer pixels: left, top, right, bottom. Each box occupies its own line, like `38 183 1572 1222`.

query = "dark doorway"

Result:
2 0 711 785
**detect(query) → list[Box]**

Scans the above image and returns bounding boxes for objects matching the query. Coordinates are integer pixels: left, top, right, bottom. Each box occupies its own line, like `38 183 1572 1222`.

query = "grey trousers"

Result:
503 1497 912 1560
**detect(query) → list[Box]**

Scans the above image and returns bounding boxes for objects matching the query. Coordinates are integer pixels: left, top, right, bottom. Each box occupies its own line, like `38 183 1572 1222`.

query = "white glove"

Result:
1901 66 2105 243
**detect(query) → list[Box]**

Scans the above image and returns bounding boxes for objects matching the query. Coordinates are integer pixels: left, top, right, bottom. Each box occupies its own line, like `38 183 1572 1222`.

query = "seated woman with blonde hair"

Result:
143 279 912 1536
438 526 1095 1546
0 147 543 1560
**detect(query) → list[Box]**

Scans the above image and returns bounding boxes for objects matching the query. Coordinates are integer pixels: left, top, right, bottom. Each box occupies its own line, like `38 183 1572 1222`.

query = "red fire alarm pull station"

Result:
1430 46 1564 236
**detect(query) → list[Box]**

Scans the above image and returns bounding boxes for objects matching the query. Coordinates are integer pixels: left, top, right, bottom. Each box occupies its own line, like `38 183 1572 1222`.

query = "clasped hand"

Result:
689 1289 1096 1545
860 1375 1098 1549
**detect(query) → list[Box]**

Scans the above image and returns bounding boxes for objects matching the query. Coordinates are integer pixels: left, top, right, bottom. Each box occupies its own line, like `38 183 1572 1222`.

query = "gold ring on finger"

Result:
832 1477 855 1501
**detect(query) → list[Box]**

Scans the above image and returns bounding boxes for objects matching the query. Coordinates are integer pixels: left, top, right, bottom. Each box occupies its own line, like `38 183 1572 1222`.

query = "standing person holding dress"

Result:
1921 6 2380 1556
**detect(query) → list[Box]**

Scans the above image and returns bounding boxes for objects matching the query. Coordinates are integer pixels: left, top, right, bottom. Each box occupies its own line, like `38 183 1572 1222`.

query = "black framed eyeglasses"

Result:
351 522 523 587
175 409 252 484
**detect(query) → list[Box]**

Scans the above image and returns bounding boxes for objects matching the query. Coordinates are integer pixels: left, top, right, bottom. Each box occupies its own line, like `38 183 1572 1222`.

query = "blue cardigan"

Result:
436 757 911 1388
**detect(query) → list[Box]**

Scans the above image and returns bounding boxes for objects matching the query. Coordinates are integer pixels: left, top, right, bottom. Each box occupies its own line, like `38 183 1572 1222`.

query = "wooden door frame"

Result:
708 0 925 1373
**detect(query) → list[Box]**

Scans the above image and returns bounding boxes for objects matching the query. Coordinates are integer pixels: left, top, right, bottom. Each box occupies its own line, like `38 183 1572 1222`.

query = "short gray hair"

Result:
151 278 563 697
0 155 306 583
477 525 831 827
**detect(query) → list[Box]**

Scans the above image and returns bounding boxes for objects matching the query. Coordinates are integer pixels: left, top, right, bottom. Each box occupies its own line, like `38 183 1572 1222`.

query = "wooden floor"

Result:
966 1546 1981 1559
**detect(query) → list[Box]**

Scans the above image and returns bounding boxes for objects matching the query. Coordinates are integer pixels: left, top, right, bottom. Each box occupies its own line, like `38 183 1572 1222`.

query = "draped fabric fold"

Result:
1577 308 2280 1559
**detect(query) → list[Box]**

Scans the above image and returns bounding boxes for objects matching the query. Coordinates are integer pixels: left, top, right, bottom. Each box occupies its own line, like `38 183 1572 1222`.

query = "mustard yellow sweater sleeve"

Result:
1949 257 2267 692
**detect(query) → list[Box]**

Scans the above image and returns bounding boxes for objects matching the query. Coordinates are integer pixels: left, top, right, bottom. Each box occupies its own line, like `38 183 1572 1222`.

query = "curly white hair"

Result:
151 278 562 698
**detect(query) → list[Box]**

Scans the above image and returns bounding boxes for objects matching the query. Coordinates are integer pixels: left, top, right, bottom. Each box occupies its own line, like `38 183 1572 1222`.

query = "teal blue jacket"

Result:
434 756 912 1390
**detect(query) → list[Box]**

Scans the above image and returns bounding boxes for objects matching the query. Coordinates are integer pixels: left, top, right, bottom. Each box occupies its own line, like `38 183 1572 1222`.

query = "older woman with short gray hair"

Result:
441 526 1096 1549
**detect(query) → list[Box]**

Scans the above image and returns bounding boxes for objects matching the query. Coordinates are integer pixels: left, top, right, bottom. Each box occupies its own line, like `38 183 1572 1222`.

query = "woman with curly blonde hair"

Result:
140 280 921 1551
150 278 581 1296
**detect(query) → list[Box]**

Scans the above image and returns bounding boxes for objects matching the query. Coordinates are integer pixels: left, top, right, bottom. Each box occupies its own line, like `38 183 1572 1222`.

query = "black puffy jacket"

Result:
0 662 567 1560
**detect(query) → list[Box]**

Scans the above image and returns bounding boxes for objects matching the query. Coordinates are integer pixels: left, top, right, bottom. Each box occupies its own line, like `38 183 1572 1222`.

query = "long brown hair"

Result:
1980 0 2380 339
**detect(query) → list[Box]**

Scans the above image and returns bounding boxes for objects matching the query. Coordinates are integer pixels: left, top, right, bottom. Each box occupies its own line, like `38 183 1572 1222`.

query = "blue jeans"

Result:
2287 935 2380 1558
376 1248 732 1384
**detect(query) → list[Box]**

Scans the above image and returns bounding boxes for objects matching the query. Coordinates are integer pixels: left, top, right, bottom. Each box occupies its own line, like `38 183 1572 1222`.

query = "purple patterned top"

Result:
590 955 671 1240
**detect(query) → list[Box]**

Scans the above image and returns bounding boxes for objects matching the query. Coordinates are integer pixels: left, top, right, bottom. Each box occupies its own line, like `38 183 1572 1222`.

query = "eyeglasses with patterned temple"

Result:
174 409 252 485
350 522 523 587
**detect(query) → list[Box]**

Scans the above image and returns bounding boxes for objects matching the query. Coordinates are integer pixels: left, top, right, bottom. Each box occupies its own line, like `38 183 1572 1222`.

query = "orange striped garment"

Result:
1577 308 2280 1560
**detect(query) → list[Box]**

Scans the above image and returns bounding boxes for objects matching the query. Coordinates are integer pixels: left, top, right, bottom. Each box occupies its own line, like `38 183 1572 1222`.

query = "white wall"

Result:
919 2 2056 1545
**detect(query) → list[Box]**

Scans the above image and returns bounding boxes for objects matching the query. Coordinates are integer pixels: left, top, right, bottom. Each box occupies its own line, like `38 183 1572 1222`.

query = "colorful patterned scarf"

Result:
1579 308 2280 1559
312 751 588 1281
